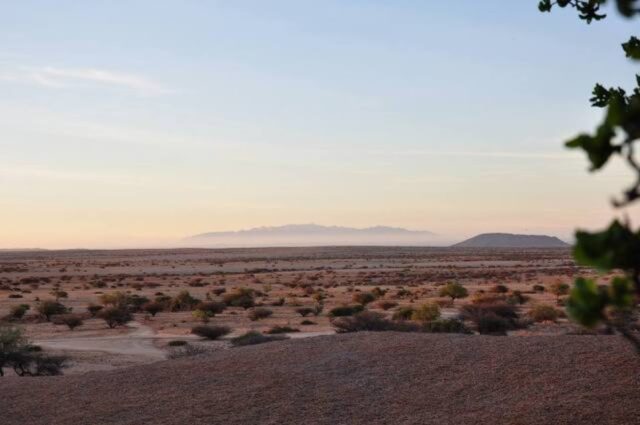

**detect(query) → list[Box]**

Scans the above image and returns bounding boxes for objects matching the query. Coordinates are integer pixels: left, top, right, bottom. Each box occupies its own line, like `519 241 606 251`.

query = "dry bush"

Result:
332 312 419 333
377 300 398 310
248 307 273 321
266 326 299 334
328 305 364 317
529 304 560 322
392 306 415 321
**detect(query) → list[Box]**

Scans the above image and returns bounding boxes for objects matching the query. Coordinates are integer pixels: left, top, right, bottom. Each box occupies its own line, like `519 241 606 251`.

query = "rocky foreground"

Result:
3 333 640 424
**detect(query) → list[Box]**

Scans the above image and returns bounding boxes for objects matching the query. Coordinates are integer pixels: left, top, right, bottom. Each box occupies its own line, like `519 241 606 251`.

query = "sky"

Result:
1 1 639 249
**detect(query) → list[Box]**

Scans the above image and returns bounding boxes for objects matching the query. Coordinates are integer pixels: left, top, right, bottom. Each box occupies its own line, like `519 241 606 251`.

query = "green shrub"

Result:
438 282 469 303
230 331 288 347
37 300 68 321
191 325 231 340
411 303 441 323
422 318 471 334
98 306 132 328
476 314 511 335
392 306 415 320
170 290 201 312
53 314 83 330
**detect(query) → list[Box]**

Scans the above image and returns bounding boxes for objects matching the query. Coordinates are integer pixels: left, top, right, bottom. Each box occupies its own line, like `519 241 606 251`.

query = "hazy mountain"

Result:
186 224 441 247
453 233 569 248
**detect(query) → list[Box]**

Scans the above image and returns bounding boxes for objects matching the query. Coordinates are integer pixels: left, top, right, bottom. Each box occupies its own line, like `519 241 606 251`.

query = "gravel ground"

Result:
3 333 640 425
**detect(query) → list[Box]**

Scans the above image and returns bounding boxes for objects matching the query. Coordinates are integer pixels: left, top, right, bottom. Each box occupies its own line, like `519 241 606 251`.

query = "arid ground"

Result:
1 247 636 424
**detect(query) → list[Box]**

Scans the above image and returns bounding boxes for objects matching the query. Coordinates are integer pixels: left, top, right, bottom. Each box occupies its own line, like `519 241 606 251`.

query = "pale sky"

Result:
1 1 639 248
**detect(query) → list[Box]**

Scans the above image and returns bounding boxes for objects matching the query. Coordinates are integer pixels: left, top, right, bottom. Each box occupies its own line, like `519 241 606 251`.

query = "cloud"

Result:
0 65 170 95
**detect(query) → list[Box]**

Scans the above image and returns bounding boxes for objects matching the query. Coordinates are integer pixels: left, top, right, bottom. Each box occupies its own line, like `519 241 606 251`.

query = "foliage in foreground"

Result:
0 326 67 377
538 0 640 351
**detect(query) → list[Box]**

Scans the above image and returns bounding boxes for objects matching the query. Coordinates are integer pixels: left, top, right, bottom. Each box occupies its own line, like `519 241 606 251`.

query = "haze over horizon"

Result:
2 1 639 249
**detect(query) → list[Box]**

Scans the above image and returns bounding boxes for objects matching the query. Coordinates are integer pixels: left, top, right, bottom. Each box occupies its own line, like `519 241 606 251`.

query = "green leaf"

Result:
573 220 640 271
567 277 608 327
538 0 552 12
608 276 636 309
565 123 618 170
622 36 640 60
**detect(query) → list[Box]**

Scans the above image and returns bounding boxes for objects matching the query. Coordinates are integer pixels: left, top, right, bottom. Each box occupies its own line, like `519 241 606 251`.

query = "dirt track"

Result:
3 333 640 425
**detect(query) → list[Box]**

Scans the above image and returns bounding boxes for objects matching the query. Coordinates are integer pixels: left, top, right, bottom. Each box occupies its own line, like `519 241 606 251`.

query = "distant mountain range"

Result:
187 224 440 247
453 233 569 248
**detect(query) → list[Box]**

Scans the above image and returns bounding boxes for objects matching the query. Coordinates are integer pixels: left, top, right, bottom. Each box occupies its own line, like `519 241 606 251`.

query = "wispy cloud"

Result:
0 65 170 95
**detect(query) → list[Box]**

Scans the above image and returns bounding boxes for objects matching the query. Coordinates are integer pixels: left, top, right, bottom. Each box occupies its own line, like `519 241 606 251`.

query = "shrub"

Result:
352 292 377 305
438 282 469 303
300 320 316 325
170 290 201 312
9 304 30 320
230 331 288 347
411 303 441 323
196 301 226 316
223 288 255 309
532 284 545 293
191 325 231 340
529 304 560 322
143 301 164 317
37 300 68 321
54 314 84 330
167 344 211 359
99 291 128 307
332 312 419 333
476 314 512 335
422 318 472 334
0 326 67 377
192 309 212 323
87 304 103 317
98 307 132 328
490 284 509 294
248 307 273 321
295 307 314 317
461 303 519 335
266 326 299 334
392 306 415 320
167 340 187 347
328 305 364 317
507 290 529 305
377 301 398 310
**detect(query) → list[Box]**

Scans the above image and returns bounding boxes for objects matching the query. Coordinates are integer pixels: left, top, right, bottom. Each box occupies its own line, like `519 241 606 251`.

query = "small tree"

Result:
143 301 164 317
196 301 226 317
98 307 132 328
0 326 67 377
170 290 201 312
55 314 84 330
439 282 469 304
37 300 68 321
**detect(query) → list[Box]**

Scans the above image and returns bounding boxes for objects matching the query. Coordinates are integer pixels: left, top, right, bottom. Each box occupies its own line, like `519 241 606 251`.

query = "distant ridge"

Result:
453 233 569 248
186 224 441 247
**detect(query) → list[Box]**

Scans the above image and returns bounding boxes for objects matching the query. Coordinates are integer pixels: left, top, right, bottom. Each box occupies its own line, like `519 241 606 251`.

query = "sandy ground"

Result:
2 332 640 425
